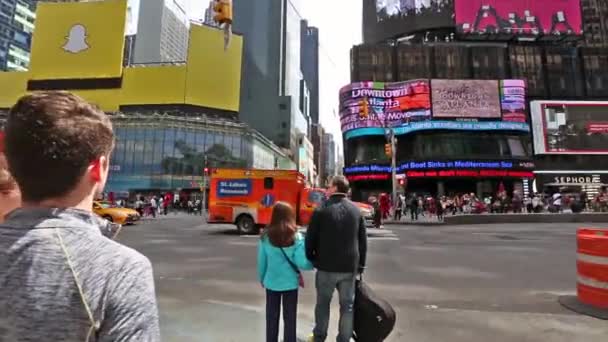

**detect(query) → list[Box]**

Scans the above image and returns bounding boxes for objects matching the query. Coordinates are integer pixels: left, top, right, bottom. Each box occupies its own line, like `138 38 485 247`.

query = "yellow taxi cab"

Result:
92 201 140 225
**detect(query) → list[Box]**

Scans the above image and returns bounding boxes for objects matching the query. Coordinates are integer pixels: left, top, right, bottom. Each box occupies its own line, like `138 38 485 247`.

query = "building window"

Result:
264 177 274 190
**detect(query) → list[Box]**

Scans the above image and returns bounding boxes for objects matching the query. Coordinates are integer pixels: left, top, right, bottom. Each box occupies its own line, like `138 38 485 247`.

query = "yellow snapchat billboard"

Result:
0 3 243 114
28 0 127 80
185 25 243 112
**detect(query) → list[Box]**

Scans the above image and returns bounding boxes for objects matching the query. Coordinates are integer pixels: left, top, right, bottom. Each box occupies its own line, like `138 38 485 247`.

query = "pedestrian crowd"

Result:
364 188 604 224
107 193 205 217
0 92 370 342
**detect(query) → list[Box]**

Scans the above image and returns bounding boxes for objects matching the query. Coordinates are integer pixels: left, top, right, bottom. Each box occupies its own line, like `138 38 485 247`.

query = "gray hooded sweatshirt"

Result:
0 208 160 341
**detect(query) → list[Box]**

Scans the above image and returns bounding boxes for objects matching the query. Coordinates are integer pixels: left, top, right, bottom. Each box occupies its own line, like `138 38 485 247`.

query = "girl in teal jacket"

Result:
257 202 313 342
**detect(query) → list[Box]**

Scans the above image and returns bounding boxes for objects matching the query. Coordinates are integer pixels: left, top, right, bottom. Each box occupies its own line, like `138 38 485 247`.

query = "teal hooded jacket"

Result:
257 232 313 291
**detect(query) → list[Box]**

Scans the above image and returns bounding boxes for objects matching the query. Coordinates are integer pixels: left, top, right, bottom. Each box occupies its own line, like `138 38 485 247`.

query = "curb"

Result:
383 220 446 226
559 295 608 320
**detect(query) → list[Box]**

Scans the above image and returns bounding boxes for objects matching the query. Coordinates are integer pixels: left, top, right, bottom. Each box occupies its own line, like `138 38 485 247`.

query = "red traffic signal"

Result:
203 167 209 175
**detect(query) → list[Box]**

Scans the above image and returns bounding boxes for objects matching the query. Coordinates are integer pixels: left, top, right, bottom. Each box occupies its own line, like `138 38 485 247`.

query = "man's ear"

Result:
88 157 106 182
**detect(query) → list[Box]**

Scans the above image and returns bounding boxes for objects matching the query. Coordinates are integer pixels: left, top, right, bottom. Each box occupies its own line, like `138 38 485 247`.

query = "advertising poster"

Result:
455 0 583 36
339 80 431 132
431 79 501 119
530 101 608 154
500 79 527 123
364 0 453 43
376 0 451 22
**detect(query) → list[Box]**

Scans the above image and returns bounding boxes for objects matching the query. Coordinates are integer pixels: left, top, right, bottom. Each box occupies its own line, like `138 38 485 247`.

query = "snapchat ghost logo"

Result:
62 24 89 54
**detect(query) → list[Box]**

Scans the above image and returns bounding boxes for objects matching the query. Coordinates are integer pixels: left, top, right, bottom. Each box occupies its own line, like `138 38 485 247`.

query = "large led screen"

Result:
500 79 527 123
431 79 502 119
340 79 527 135
339 80 431 132
455 0 583 37
531 101 608 155
363 0 453 43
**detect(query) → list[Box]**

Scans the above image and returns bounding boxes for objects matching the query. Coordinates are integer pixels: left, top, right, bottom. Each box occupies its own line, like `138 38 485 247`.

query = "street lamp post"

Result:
386 128 398 211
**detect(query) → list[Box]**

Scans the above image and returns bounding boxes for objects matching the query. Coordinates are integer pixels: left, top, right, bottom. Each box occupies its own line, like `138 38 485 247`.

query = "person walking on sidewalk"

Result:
0 92 160 341
258 202 313 342
394 195 404 221
409 194 419 221
306 176 368 342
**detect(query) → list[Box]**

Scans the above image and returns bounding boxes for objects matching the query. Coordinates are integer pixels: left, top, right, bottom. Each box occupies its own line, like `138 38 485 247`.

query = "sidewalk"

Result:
385 212 608 225
384 214 446 226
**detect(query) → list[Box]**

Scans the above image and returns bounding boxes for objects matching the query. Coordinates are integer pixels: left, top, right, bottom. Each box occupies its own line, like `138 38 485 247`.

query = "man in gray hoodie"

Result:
0 91 160 341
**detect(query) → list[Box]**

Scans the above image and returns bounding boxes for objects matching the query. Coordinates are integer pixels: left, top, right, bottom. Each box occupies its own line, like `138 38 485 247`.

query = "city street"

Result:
118 215 608 342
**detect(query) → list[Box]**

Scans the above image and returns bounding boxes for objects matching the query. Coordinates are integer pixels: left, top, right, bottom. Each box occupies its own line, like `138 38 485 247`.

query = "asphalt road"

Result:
118 215 608 342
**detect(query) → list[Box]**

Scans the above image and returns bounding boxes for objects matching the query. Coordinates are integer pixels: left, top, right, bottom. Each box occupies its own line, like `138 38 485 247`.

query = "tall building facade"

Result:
0 0 35 71
582 0 608 47
346 0 608 200
233 0 310 160
310 123 325 185
133 0 189 63
322 132 336 184
300 20 319 124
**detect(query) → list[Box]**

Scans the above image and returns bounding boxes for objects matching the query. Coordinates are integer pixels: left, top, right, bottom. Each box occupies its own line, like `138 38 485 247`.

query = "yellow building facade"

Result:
0 0 243 113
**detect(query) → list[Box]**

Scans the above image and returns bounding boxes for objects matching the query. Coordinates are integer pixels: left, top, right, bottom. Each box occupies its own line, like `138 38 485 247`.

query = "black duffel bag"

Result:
353 277 396 342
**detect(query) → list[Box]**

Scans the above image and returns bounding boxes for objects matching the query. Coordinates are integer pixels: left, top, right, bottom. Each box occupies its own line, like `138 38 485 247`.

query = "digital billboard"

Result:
431 79 502 118
500 79 527 123
28 0 127 80
363 0 454 43
344 120 530 140
339 80 431 132
340 79 528 137
455 0 583 37
344 159 535 181
531 101 608 155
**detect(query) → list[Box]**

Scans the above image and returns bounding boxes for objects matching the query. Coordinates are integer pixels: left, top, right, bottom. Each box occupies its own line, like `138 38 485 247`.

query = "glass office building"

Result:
0 0 35 71
106 113 295 193
1 111 295 195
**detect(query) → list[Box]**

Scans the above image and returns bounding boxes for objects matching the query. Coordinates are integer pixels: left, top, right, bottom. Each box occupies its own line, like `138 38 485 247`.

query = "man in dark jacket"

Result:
306 176 367 342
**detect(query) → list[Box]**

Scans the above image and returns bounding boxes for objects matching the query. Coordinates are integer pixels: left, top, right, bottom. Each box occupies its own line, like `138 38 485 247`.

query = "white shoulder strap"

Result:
55 229 101 342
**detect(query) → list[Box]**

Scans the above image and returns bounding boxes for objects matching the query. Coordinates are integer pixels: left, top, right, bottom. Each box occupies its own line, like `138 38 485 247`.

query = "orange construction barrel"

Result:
577 228 608 308
560 228 608 320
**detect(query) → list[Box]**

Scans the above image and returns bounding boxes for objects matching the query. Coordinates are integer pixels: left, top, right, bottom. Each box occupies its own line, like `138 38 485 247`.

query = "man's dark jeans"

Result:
313 271 356 342
410 208 418 221
266 289 298 342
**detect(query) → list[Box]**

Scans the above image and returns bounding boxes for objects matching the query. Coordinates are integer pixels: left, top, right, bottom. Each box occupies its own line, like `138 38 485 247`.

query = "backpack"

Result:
353 278 396 342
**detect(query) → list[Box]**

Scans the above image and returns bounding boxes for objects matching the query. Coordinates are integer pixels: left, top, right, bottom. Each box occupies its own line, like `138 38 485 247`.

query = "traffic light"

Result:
359 97 369 119
384 143 392 157
213 0 233 25
399 179 405 187
203 167 209 176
